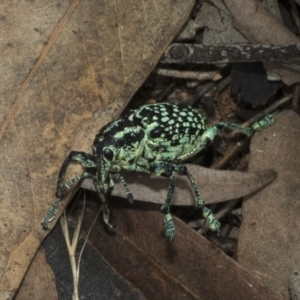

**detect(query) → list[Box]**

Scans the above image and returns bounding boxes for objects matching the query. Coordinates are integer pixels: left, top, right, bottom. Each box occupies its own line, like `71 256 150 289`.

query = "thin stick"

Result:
292 84 300 111
155 68 221 81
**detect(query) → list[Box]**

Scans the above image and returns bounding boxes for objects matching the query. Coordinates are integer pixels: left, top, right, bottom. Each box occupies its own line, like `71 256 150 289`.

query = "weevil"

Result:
42 103 274 241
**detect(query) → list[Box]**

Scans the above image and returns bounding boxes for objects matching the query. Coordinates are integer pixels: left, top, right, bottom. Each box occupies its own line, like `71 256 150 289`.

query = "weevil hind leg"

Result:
197 116 275 151
251 114 275 130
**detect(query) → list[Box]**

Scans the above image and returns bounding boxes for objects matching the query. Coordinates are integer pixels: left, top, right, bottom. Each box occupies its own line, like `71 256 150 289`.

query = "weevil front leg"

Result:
42 151 96 229
94 174 116 230
56 151 97 198
99 174 135 230
42 171 95 229
112 174 134 203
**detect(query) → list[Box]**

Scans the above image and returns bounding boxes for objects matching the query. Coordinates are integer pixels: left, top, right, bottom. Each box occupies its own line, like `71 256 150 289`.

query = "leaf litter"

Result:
1 0 299 299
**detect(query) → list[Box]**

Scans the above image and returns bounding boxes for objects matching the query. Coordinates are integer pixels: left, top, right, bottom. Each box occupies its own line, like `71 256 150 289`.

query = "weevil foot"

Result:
160 203 169 214
202 206 221 235
164 213 176 242
101 203 116 230
41 198 60 230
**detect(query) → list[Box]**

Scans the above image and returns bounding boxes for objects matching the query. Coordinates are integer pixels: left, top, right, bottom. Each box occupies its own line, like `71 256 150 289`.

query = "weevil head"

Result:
93 134 119 193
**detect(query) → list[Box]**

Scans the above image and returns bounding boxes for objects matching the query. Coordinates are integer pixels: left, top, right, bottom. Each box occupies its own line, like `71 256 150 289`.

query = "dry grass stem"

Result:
60 192 102 300
155 68 222 81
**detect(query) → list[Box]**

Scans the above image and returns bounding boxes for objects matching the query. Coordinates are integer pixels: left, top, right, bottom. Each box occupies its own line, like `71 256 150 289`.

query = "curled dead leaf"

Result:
82 165 277 206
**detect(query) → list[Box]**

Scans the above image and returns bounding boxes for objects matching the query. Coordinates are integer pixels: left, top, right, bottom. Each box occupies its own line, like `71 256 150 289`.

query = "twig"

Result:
292 84 300 111
212 76 231 94
155 68 221 81
157 82 175 102
162 43 300 64
189 82 215 106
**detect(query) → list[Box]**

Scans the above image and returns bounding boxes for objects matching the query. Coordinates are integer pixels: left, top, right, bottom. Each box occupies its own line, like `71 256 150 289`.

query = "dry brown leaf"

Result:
0 0 194 298
82 166 277 205
43 223 146 299
194 0 249 45
74 198 281 300
223 0 300 85
15 248 57 300
289 270 300 300
238 111 300 299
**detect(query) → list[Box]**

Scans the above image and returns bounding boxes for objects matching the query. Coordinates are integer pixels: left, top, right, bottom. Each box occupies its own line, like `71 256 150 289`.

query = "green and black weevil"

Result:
42 103 274 241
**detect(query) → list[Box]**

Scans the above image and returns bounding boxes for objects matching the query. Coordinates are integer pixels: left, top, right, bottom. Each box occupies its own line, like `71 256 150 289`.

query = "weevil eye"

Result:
150 127 162 138
103 148 114 161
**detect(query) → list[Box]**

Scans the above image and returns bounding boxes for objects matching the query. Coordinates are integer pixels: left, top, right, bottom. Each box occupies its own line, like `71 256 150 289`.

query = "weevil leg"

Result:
42 171 94 229
160 171 176 214
186 172 220 234
161 170 177 241
174 165 221 235
94 175 116 230
196 123 253 154
150 159 221 239
216 122 254 136
164 213 176 242
150 160 221 239
56 151 97 198
188 122 255 158
251 114 275 131
216 114 275 136
197 115 276 153
99 196 114 230
112 174 134 203
149 162 177 241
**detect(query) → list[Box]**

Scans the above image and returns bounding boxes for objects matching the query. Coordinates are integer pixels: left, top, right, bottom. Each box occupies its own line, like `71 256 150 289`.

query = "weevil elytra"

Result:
42 103 274 241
